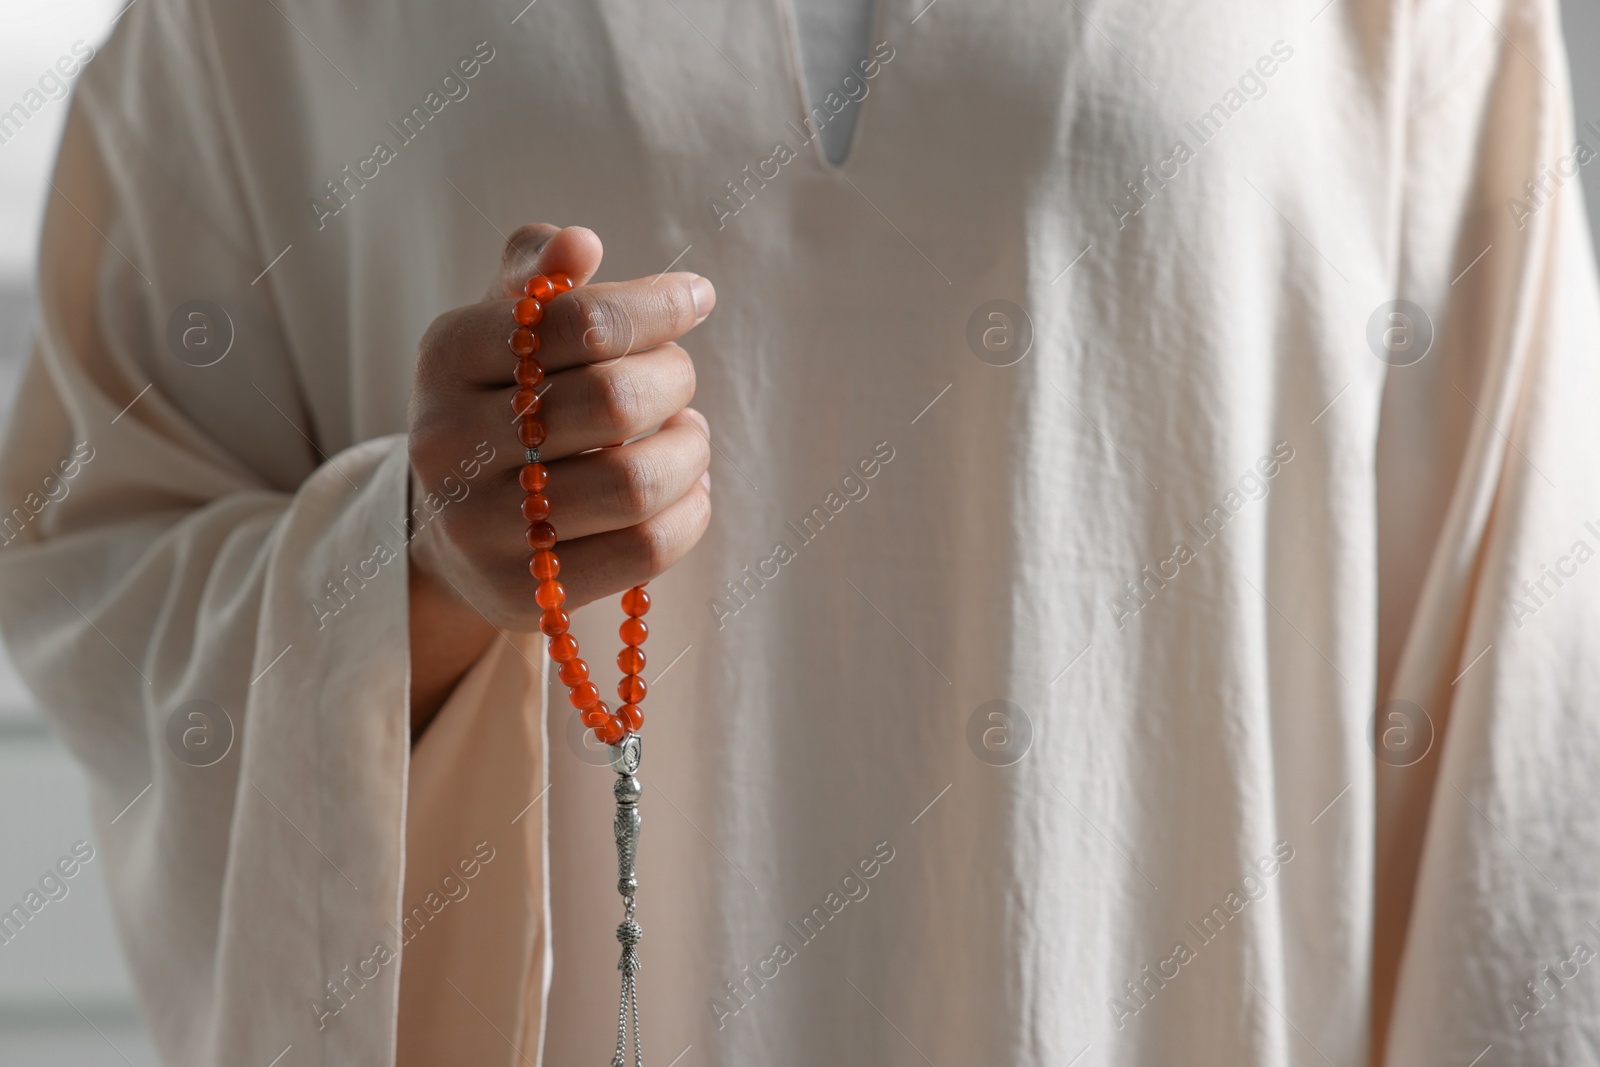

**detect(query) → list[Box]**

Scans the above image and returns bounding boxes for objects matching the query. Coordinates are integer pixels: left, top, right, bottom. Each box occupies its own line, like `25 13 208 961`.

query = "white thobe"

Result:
3 0 1599 1064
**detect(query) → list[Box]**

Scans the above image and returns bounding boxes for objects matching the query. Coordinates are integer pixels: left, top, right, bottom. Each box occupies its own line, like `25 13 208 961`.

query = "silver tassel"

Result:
609 736 644 1067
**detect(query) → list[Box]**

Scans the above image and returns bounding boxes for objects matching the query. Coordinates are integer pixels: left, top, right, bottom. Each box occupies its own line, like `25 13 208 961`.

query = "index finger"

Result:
431 272 714 387
535 273 714 368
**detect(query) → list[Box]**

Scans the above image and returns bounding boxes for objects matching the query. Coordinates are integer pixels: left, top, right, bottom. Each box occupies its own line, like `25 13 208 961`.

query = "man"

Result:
2 0 1597 1063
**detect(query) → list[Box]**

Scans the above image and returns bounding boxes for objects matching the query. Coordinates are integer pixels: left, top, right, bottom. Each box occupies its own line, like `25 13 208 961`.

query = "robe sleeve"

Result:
0 2 421 1063
1375 0 1600 1057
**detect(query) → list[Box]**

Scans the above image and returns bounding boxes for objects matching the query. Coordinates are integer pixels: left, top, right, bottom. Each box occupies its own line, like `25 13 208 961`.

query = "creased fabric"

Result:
3 0 1598 1064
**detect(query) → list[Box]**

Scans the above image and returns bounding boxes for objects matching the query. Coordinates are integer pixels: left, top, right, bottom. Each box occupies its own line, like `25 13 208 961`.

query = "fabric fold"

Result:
1378 0 1600 1059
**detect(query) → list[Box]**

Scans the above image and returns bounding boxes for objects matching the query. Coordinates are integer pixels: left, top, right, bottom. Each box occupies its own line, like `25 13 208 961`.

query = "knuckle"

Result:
434 504 474 557
662 342 697 400
690 425 712 472
415 306 479 388
406 412 457 476
588 366 644 434
417 310 454 366
612 452 662 519
558 291 631 358
633 489 709 578
502 223 553 272
680 484 713 549
632 513 679 577
506 222 547 249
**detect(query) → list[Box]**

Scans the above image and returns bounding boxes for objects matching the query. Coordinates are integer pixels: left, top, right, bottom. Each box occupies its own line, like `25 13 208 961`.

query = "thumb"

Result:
490 224 604 299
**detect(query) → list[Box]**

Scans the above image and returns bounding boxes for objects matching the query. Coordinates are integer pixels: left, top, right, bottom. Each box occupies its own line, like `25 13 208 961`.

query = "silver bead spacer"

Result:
525 447 541 464
609 734 642 776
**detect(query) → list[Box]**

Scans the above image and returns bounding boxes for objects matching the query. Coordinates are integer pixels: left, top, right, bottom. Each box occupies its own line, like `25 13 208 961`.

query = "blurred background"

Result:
1 2 1599 1063
3 8 186 1064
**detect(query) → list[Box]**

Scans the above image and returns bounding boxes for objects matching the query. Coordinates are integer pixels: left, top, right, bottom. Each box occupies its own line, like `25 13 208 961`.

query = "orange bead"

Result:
514 358 544 387
522 493 552 522
530 549 559 579
519 463 549 492
620 617 648 647
597 715 626 745
517 416 547 448
619 703 644 732
509 327 537 357
618 675 646 704
621 586 651 616
549 274 574 294
526 275 557 301
513 297 544 326
558 658 589 686
535 579 566 609
568 681 600 709
548 633 580 663
526 521 557 550
512 388 541 417
581 706 611 728
618 647 645 675
539 608 569 636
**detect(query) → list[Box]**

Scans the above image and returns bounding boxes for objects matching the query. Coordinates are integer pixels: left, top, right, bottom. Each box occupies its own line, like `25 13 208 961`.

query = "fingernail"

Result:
686 407 710 434
699 470 711 495
690 276 716 326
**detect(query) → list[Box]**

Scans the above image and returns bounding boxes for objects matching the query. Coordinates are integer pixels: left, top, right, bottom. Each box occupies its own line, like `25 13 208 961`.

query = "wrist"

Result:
406 470 498 734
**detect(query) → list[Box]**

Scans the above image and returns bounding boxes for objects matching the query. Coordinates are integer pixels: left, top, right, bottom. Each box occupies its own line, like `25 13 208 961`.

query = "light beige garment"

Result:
397 636 548 1067
3 0 1599 1064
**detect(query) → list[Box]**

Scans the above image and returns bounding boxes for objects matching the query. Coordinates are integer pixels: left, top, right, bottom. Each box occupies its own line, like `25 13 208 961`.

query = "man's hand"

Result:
406 224 714 730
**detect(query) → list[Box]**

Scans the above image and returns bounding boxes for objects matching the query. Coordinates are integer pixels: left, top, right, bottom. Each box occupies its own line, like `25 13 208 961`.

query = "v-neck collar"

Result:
766 0 893 172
